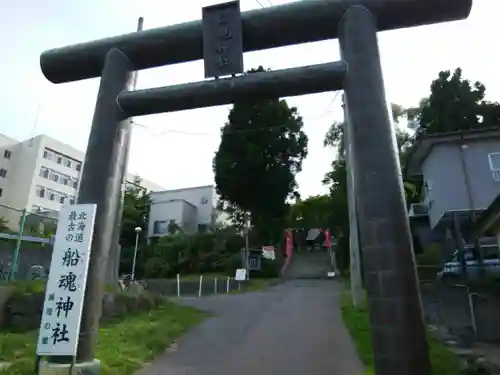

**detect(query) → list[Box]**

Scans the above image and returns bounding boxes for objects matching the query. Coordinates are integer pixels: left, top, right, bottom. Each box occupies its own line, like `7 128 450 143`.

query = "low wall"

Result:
1 289 162 332
0 286 13 328
421 282 500 343
0 242 52 281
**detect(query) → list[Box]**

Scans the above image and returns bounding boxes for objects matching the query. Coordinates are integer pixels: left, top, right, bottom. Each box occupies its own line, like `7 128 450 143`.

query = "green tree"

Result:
322 103 415 271
407 68 500 134
322 159 349 270
118 186 151 277
0 217 11 233
288 195 333 229
324 103 412 156
213 66 308 243
120 186 151 247
167 220 182 235
216 200 246 230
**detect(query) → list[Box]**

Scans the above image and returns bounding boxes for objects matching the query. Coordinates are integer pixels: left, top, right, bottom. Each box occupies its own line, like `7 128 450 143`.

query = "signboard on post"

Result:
262 245 275 260
36 204 97 356
202 0 244 79
235 268 247 281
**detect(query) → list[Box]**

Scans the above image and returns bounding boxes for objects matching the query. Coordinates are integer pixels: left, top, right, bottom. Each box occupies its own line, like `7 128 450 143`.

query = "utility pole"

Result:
244 212 250 280
132 17 144 90
107 16 145 286
342 94 363 307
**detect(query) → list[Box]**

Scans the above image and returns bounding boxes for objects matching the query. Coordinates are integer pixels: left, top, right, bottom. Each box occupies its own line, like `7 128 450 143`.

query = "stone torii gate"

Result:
38 0 472 374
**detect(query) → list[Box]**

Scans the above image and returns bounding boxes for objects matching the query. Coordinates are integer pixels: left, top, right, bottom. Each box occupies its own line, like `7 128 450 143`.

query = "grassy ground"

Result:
0 300 207 375
340 288 464 375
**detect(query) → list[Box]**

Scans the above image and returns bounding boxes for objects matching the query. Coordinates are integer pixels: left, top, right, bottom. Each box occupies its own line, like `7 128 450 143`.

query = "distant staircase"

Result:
285 250 334 279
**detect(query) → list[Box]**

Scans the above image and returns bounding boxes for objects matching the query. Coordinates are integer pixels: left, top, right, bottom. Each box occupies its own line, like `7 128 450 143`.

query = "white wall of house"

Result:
422 139 500 228
148 185 217 237
149 200 185 235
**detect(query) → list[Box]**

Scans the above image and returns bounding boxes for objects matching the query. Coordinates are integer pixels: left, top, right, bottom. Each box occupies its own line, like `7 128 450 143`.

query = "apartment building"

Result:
0 133 164 226
148 185 230 237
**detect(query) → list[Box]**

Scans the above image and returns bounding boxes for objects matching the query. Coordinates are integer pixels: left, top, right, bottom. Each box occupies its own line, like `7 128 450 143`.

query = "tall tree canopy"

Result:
322 102 414 269
120 186 151 248
117 186 151 277
213 67 308 233
287 195 333 230
324 103 411 156
407 68 500 134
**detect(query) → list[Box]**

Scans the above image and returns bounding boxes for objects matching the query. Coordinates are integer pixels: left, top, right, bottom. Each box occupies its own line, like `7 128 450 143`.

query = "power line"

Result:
254 0 265 7
132 120 305 137
131 92 342 138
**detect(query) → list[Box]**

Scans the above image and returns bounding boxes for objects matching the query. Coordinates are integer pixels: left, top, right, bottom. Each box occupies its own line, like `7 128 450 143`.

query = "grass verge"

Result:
340 288 464 375
228 278 271 294
0 299 207 375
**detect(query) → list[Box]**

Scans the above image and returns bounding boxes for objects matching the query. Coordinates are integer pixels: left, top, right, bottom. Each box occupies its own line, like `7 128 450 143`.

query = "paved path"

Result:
137 280 363 375
286 250 333 279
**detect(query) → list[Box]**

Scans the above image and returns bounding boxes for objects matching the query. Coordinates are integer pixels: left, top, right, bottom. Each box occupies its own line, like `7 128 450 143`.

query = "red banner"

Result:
285 229 293 262
324 228 331 248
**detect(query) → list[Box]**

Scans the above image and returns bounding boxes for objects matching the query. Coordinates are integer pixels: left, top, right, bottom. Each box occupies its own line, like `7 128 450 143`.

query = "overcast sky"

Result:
1 0 498 198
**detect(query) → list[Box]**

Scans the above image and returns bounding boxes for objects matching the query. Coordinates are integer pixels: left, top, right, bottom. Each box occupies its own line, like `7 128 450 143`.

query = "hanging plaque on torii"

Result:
202 0 244 79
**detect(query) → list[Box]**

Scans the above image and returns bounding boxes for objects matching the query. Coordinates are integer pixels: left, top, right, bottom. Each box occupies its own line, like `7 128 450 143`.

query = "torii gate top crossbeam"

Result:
41 0 472 84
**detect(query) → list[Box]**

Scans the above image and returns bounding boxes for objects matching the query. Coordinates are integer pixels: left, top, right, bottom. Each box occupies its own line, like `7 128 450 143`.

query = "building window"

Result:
49 193 55 201
488 153 500 171
153 220 168 235
76 163 82 171
60 196 66 204
50 173 59 183
43 149 53 160
0 188 3 197
37 186 45 198
57 156 62 164
66 160 72 168
488 153 500 181
3 150 11 159
0 169 7 178
70 199 75 205
73 181 78 189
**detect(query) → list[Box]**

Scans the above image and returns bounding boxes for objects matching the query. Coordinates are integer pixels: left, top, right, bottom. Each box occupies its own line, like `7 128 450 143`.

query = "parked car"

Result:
438 244 500 279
